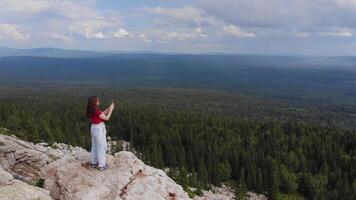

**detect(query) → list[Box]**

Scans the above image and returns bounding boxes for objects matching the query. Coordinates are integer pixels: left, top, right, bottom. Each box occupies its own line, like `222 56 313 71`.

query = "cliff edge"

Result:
0 134 190 200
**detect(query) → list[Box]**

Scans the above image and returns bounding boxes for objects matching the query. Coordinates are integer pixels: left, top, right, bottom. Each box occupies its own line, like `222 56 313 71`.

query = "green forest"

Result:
0 86 355 200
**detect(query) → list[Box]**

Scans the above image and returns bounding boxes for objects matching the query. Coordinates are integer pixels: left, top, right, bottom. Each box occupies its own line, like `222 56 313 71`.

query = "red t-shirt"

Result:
91 109 105 124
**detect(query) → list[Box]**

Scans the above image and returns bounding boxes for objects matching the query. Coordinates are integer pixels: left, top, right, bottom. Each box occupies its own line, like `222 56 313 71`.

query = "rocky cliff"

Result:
0 134 190 200
0 134 266 200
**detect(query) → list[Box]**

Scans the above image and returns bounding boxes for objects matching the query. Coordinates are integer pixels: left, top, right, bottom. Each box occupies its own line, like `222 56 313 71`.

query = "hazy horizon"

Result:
2 46 356 57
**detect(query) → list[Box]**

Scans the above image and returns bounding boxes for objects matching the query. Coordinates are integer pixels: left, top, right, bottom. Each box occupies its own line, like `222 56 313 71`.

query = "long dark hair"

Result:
86 96 99 118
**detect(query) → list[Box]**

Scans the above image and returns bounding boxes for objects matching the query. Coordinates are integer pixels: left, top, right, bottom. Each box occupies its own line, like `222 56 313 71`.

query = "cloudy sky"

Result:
1 0 356 55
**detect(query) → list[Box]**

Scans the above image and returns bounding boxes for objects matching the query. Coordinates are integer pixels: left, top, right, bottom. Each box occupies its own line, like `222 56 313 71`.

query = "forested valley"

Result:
0 85 355 200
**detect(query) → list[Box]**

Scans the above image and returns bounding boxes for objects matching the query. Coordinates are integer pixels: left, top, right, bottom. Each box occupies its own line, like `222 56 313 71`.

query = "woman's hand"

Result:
100 102 115 121
110 102 115 110
103 102 113 115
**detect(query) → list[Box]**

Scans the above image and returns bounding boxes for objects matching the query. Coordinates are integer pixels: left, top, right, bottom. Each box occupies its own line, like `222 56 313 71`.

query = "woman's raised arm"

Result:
99 102 114 121
103 106 111 115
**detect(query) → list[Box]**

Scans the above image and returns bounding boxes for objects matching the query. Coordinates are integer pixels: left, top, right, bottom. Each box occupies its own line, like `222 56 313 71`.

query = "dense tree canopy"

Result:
0 86 355 200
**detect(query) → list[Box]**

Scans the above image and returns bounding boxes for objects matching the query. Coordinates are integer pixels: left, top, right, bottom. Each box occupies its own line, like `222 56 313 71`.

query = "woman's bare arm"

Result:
99 102 115 121
103 106 111 115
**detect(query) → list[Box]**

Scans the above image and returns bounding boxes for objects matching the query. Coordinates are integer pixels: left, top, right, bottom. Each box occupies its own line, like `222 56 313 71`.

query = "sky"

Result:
1 0 356 55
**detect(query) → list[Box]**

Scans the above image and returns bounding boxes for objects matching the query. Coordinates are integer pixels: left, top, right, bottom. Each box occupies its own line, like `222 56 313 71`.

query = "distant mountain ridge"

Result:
0 47 114 58
0 47 194 58
1 47 356 59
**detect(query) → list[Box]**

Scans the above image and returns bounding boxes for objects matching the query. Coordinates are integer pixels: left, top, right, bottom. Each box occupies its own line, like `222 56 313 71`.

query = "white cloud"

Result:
0 0 127 41
146 1 356 41
139 34 152 43
68 18 127 40
156 28 208 42
147 6 200 21
198 0 356 35
195 28 208 37
335 0 356 8
223 25 255 38
43 32 73 43
69 19 132 40
146 6 255 41
146 6 221 27
94 32 105 39
69 19 109 39
163 32 191 42
295 32 310 38
0 0 98 19
321 31 352 37
114 28 132 38
0 0 50 13
139 28 209 44
0 24 29 41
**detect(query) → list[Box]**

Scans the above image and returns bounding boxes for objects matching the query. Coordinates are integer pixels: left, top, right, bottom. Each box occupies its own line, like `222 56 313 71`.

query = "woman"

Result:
86 96 115 171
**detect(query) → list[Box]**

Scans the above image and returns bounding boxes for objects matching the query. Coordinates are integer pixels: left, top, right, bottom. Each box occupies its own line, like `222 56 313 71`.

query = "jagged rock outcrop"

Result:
193 184 267 200
0 134 190 200
107 137 131 154
246 192 268 200
193 184 235 200
0 165 52 200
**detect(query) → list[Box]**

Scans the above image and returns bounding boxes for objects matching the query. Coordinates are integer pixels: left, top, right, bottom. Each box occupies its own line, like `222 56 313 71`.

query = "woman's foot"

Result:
90 163 98 168
98 164 109 171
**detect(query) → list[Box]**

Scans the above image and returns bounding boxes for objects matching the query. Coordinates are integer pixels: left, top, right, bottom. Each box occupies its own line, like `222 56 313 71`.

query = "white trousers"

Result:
90 122 107 167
